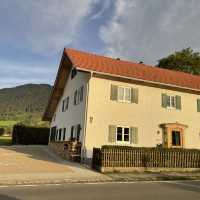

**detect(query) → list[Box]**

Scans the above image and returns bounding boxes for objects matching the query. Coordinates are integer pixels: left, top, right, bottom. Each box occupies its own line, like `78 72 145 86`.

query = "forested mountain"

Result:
0 84 52 129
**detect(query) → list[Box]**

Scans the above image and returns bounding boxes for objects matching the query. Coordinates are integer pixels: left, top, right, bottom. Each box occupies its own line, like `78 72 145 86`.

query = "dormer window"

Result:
71 68 77 79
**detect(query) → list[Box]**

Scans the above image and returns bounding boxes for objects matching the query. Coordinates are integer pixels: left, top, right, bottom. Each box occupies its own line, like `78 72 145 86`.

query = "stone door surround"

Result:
161 122 188 148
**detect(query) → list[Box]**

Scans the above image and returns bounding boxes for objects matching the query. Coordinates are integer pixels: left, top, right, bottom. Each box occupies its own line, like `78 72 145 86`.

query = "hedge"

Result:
0 128 5 136
12 124 50 145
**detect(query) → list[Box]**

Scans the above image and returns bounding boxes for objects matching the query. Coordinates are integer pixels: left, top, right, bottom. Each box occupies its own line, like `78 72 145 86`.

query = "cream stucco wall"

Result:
84 76 200 158
50 70 90 142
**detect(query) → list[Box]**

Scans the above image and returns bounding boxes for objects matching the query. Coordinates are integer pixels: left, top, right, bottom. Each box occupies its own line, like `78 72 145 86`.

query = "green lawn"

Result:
0 120 18 126
0 136 12 145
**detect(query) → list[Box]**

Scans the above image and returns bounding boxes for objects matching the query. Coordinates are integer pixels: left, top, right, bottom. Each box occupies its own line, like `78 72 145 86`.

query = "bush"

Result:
12 124 50 145
0 128 4 136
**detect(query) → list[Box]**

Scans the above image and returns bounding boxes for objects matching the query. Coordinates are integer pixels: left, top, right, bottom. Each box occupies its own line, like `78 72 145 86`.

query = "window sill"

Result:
164 107 180 111
171 145 183 148
116 141 130 145
115 100 132 104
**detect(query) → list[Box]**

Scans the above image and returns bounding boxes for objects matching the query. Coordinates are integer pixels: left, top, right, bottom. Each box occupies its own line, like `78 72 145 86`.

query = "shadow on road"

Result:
0 194 20 200
162 181 200 194
0 145 64 165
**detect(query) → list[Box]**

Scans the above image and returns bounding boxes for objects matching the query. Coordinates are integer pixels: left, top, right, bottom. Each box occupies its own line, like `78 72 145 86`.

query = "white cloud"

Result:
0 0 94 56
90 0 112 20
99 0 200 64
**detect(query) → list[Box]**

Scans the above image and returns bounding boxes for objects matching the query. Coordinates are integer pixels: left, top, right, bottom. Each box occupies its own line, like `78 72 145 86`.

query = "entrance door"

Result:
171 130 182 147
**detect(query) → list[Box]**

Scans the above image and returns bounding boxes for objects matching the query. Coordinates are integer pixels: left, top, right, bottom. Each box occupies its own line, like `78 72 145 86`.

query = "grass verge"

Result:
0 136 12 145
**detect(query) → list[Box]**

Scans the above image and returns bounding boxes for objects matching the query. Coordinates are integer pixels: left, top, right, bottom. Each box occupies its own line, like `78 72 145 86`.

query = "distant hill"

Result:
0 84 52 132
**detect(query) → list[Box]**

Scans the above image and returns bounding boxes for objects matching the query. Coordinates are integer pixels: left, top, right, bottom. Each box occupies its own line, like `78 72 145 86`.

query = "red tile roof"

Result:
65 48 200 91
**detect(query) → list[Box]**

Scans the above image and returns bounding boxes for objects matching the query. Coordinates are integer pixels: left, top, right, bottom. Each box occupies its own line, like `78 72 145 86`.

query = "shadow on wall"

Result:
0 194 20 200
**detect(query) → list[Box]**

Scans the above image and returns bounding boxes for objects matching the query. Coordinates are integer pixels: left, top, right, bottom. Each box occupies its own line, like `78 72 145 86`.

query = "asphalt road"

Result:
0 181 199 200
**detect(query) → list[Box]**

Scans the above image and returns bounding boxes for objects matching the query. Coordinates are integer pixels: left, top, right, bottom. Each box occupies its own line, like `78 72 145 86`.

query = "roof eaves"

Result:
76 67 200 93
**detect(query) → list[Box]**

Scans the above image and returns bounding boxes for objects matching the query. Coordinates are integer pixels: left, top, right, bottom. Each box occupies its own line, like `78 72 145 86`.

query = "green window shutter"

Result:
162 93 168 108
108 125 116 143
131 88 138 104
197 99 200 112
110 85 118 101
130 127 138 144
176 95 182 110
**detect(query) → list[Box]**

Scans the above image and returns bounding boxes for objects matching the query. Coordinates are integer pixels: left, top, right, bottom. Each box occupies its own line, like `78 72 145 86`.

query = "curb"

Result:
0 176 200 187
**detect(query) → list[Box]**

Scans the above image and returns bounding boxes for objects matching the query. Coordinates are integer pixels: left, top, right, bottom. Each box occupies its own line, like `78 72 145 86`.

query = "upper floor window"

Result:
74 90 78 105
110 85 138 104
118 86 131 103
62 97 69 112
74 86 84 105
167 96 176 108
78 86 84 102
162 94 181 110
71 68 77 79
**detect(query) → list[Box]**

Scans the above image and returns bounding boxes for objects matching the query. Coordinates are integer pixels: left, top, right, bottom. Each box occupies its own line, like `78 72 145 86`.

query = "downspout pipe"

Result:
81 71 92 164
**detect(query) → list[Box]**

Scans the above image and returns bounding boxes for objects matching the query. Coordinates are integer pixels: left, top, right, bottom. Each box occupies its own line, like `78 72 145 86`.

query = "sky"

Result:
0 0 200 89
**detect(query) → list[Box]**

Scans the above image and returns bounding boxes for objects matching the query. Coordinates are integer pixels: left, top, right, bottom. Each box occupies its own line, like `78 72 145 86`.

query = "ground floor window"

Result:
63 128 66 141
116 126 130 142
56 130 59 141
50 126 56 141
58 129 62 141
172 131 181 146
70 124 81 141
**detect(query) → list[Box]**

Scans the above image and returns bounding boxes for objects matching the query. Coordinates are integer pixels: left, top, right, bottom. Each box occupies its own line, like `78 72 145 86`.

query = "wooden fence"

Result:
92 146 200 170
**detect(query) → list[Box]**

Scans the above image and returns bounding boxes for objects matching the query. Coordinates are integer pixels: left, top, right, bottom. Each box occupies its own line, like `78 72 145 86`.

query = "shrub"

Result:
12 124 49 145
0 128 4 136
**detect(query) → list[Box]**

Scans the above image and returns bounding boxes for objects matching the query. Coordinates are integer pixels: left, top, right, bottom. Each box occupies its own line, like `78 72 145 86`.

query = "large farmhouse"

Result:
43 48 200 163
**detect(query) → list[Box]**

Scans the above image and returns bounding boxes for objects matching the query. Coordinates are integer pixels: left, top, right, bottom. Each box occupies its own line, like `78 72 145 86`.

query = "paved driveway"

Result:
0 146 72 174
0 146 108 185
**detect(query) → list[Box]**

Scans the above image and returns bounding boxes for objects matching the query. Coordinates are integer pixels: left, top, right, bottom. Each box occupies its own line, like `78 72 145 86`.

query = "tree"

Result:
157 47 200 75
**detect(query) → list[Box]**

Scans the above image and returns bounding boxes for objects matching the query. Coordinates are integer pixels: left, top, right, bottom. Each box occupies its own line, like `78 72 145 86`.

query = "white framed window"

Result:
58 129 62 141
116 126 130 143
117 86 131 103
63 128 66 141
78 86 84 102
74 86 84 105
167 96 176 108
70 124 81 141
74 90 78 105
62 97 69 112
52 114 56 122
71 68 77 79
